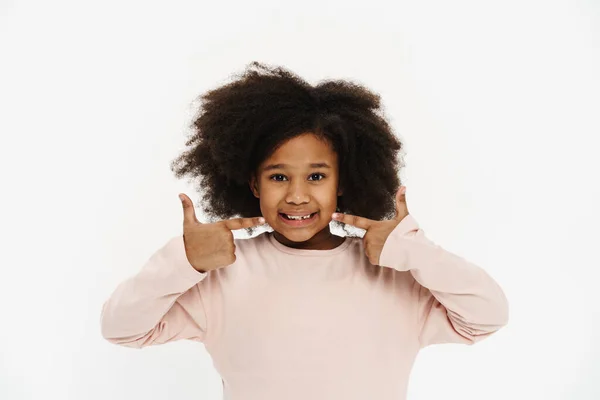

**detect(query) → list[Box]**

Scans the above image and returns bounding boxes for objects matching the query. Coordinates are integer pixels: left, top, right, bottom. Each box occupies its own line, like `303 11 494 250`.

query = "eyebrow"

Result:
262 162 331 172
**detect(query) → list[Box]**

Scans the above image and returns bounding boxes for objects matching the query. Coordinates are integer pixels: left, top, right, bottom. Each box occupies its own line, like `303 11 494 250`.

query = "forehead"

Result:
263 133 337 165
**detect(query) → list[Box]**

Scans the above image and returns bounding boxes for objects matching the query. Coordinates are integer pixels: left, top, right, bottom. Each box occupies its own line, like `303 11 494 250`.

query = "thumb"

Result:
179 193 200 224
394 186 408 220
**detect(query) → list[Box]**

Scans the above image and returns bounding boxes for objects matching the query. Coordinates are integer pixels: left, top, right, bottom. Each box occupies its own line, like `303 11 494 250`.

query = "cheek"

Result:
319 188 339 208
257 193 279 214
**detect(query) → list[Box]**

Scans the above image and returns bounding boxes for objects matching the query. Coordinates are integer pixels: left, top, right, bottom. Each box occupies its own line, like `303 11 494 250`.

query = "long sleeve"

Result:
378 215 509 348
100 235 209 348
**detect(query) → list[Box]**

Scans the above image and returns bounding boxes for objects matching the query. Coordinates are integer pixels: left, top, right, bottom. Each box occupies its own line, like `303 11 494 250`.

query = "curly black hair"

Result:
170 61 404 237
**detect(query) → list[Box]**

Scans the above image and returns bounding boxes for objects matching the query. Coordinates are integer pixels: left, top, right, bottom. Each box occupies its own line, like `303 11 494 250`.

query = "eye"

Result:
308 173 325 181
269 174 287 181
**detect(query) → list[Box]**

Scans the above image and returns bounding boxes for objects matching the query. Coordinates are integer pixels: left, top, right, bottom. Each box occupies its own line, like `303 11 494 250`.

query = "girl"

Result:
100 62 509 400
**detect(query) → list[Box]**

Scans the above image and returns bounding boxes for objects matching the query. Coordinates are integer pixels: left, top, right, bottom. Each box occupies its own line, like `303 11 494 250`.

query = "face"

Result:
249 133 343 250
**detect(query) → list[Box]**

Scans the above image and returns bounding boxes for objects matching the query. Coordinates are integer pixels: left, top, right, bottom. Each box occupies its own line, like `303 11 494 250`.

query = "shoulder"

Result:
198 232 270 286
233 230 271 253
228 231 274 268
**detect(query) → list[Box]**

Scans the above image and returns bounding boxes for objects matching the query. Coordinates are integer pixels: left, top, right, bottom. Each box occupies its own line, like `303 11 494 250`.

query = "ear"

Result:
249 175 259 198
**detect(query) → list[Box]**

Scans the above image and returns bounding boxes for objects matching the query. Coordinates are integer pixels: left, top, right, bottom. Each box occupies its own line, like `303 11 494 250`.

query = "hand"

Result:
179 193 265 272
331 186 408 265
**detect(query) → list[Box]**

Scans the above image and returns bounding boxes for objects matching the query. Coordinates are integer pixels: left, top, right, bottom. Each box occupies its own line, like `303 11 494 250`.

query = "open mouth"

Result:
278 212 319 226
279 212 318 220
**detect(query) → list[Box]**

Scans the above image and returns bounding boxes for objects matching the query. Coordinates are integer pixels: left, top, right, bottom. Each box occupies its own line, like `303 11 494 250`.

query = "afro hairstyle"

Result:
170 61 405 237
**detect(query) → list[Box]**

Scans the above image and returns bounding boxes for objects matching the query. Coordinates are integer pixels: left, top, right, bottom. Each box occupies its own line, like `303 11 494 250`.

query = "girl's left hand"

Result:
332 186 408 265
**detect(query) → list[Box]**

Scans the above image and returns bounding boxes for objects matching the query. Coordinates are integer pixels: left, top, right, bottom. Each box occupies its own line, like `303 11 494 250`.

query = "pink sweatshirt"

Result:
100 214 508 400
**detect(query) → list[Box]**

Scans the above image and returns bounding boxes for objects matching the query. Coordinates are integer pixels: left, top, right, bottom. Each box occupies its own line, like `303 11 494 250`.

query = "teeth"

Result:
285 213 313 220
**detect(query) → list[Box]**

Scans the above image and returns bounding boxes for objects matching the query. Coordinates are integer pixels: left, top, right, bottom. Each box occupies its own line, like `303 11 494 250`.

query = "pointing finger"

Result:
331 212 374 230
223 216 266 231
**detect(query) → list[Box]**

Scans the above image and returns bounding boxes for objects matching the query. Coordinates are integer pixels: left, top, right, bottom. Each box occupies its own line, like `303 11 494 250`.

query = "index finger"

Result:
222 216 266 231
331 212 374 230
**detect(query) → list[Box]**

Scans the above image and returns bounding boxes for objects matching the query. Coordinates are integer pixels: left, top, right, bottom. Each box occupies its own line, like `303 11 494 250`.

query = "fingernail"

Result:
259 217 265 224
332 213 339 219
179 195 184 202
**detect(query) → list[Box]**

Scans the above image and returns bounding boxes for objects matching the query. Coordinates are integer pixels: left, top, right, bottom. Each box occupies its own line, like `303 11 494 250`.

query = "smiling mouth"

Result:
279 212 318 220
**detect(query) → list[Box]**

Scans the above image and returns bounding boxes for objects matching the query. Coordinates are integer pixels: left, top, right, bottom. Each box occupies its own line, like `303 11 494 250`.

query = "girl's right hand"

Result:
179 193 265 273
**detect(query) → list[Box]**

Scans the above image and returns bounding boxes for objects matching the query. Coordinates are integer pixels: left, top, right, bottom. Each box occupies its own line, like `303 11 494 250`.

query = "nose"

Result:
285 181 310 204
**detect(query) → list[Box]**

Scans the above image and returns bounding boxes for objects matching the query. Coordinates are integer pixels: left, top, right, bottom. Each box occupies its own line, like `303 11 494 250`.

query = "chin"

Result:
280 231 318 242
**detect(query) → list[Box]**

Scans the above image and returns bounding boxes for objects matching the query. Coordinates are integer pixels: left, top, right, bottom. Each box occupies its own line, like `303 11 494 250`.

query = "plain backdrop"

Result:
1 0 599 399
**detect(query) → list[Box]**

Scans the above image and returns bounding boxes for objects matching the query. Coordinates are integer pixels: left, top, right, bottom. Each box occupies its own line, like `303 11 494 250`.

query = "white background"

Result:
1 0 599 399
